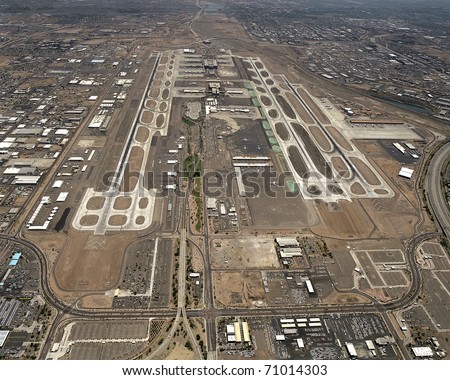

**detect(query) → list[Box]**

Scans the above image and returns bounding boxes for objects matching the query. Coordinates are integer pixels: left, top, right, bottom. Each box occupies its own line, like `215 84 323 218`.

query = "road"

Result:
4 115 446 361
424 141 450 241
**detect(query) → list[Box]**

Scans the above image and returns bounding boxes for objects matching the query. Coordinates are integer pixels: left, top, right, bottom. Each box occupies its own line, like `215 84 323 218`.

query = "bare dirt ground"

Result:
159 102 167 112
322 291 370 304
275 122 289 141
312 200 375 238
331 156 350 177
165 342 196 360
114 196 132 210
80 215 99 226
146 99 157 109
54 231 137 292
349 157 381 186
156 114 165 128
86 196 105 210
136 127 150 143
309 125 332 151
141 111 154 124
109 215 128 226
326 126 353 151
214 271 265 308
149 88 160 98
211 237 280 269
120 146 144 192
139 198 149 208
288 145 308 177
350 182 366 195
260 95 272 107
286 92 315 124
136 216 145 225
79 295 114 309
275 95 296 119
296 88 331 125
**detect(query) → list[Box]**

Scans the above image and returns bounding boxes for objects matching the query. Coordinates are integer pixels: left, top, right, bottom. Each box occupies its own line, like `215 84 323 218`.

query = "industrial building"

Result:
225 320 251 345
0 330 10 347
398 167 414 179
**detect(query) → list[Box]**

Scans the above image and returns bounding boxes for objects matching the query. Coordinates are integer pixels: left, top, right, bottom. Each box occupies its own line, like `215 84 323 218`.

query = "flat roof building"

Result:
399 167 414 179
0 331 10 347
412 347 433 358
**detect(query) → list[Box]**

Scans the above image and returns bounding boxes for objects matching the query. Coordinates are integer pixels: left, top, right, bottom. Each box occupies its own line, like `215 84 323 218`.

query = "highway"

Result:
424 141 450 241
4 141 447 359
3 59 449 361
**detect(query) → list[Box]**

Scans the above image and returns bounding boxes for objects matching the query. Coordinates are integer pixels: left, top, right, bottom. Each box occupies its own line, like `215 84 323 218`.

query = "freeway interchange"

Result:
1 133 448 360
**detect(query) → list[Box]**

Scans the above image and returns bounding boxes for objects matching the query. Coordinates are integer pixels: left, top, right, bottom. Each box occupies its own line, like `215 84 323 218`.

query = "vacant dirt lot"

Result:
54 231 137 292
211 237 280 269
214 271 265 308
312 200 374 238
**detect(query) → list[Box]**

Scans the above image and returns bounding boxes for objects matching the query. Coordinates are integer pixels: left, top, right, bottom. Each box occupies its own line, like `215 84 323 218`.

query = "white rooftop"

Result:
412 347 433 357
399 167 414 179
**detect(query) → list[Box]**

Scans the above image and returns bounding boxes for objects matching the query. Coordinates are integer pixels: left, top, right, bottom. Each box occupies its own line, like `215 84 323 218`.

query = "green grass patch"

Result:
182 117 195 127
183 154 202 178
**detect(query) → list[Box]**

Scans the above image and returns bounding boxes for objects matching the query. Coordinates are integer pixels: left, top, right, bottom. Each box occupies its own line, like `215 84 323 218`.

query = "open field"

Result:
54 232 137 291
211 237 280 269
214 271 265 308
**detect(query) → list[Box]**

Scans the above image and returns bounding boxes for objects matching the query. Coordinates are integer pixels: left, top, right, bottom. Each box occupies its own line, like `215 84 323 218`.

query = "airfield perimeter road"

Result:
4 102 450 362
1 220 439 360
425 141 450 241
